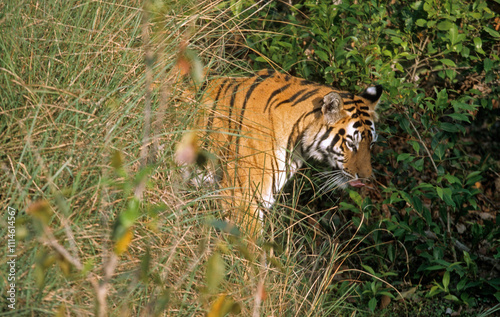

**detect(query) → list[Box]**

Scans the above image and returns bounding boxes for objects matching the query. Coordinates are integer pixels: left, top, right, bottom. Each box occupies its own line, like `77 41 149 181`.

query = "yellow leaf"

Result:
207 294 226 317
114 228 133 255
207 294 239 317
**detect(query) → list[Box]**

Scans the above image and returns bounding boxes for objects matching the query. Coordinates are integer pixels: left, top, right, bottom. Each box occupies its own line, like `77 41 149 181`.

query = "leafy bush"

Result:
240 0 500 313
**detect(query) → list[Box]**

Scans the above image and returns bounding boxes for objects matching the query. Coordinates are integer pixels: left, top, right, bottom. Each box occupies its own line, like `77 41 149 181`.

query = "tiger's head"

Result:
303 85 383 190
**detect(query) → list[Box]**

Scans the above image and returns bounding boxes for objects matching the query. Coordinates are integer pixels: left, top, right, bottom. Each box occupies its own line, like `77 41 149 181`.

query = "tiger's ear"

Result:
322 92 345 124
360 85 383 110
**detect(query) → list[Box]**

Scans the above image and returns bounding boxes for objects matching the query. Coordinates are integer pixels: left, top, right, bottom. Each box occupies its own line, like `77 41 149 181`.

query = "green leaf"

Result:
361 264 376 275
473 37 485 54
428 285 443 297
484 58 494 72
436 186 444 200
414 158 425 172
254 56 267 63
440 122 461 133
206 252 225 293
368 297 378 312
340 202 357 211
437 21 454 31
443 271 450 292
465 171 482 186
434 143 447 160
446 113 470 122
484 27 500 38
457 278 467 291
452 100 478 112
441 59 456 67
278 41 293 49
120 197 140 228
409 140 421 153
448 24 461 45
412 196 423 213
444 174 461 184
442 187 456 208
400 190 414 206
423 206 432 224
315 50 329 62
397 153 413 162
346 17 359 25
424 265 447 271
349 190 363 208
444 294 460 302
416 19 427 27
389 192 403 204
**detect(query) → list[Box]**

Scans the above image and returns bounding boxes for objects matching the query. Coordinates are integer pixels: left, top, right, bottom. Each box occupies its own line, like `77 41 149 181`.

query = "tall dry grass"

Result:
1 0 367 316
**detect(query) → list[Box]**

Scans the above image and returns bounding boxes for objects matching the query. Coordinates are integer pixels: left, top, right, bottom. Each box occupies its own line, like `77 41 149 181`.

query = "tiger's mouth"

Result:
349 179 366 188
316 170 366 192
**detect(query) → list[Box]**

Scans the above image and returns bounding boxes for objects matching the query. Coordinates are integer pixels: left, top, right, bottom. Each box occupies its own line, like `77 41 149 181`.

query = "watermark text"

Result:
6 206 17 310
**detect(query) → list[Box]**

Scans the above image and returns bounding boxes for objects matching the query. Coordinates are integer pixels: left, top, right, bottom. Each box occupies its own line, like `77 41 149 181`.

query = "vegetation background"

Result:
1 0 499 316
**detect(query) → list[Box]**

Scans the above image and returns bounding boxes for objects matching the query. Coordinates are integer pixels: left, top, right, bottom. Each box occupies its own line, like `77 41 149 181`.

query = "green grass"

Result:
0 1 368 316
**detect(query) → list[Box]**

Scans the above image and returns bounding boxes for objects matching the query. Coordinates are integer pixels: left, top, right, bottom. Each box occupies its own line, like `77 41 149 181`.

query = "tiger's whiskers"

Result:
316 170 350 194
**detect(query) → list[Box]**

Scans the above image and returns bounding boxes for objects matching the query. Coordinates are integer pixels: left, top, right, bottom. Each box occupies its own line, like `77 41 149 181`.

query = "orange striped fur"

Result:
195 70 382 236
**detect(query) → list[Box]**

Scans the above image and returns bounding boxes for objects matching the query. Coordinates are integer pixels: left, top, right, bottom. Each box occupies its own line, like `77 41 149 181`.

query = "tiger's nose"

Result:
357 162 373 179
352 139 373 179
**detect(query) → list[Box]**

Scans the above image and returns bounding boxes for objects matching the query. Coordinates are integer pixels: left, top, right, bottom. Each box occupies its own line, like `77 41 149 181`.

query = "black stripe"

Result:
206 79 230 132
290 88 320 107
239 72 274 121
353 121 363 128
339 92 354 99
228 83 241 132
300 79 316 85
343 100 363 106
287 115 307 157
274 89 308 109
260 69 275 78
234 72 274 162
264 83 291 113
271 158 277 194
318 126 333 143
331 134 340 148
287 108 321 156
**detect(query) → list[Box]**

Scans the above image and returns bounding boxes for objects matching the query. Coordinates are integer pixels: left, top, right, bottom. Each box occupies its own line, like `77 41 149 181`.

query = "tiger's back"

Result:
196 70 382 235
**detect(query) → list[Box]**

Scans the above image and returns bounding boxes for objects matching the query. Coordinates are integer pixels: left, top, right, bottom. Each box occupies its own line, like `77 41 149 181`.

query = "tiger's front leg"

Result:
220 158 278 239
222 149 301 239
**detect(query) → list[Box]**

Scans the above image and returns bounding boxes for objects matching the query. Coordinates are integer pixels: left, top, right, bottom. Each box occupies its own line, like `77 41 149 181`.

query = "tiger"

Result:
187 69 382 237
